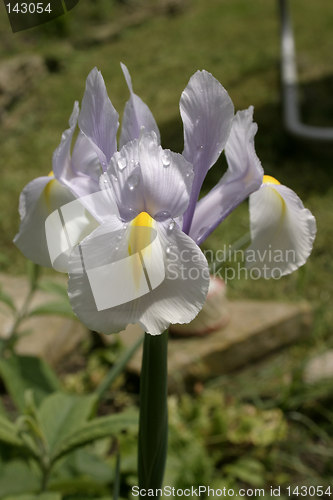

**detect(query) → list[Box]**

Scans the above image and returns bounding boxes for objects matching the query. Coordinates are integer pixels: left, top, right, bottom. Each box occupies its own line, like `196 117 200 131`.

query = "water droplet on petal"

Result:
165 245 172 258
118 157 127 170
148 140 156 152
111 173 118 182
151 131 157 142
127 172 140 191
155 210 171 221
195 118 200 126
161 151 171 167
168 220 175 233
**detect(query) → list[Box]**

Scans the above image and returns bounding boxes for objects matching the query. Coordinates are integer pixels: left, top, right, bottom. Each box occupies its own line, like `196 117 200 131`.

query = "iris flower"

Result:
14 65 316 335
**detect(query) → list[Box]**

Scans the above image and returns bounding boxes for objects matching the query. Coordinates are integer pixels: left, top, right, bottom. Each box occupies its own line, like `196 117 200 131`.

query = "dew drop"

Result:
165 245 172 258
155 210 171 221
161 151 171 167
168 220 175 233
148 140 156 152
128 173 140 191
118 157 127 170
151 130 157 142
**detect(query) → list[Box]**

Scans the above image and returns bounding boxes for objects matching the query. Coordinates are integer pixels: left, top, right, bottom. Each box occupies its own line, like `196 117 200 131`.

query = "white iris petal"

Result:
246 179 316 277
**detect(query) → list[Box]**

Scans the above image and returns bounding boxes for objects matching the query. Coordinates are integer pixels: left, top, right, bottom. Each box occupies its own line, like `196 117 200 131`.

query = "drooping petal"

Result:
52 101 79 184
246 180 316 277
67 216 209 335
180 70 234 233
14 176 75 268
78 68 119 168
139 221 210 334
119 63 160 148
189 106 264 244
106 132 193 221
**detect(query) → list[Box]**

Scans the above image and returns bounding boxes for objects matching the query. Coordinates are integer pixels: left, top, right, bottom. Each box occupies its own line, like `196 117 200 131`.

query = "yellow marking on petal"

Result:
128 212 154 255
44 178 57 212
128 212 154 290
130 211 153 229
263 175 280 185
263 176 286 218
48 170 54 177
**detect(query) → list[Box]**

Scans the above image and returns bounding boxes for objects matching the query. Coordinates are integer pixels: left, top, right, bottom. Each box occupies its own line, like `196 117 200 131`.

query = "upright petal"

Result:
14 176 75 268
246 180 316 277
78 68 119 168
180 70 234 233
71 132 101 183
119 63 160 148
106 132 193 221
52 101 79 184
67 218 209 335
189 107 264 245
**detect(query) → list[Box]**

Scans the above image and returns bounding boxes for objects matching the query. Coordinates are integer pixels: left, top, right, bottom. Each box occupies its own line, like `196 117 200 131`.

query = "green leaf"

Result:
74 449 114 484
0 413 25 447
95 334 144 402
52 411 138 462
0 460 40 497
28 301 75 319
0 286 16 312
38 281 68 299
0 355 60 411
224 457 265 487
0 396 7 416
38 392 98 455
113 453 121 500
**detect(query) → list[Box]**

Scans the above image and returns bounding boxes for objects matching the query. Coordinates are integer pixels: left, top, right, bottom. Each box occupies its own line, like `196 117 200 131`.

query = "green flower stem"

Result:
138 331 168 498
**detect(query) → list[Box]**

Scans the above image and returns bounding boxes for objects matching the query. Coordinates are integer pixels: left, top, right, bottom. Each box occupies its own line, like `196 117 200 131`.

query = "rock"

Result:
169 276 229 337
117 301 312 389
0 55 46 120
0 273 87 366
303 350 333 384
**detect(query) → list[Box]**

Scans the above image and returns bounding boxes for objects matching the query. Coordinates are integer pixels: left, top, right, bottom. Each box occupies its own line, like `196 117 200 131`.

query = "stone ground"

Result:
0 273 314 387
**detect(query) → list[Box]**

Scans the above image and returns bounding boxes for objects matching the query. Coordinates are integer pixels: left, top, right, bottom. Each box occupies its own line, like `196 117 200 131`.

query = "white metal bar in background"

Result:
279 0 333 141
